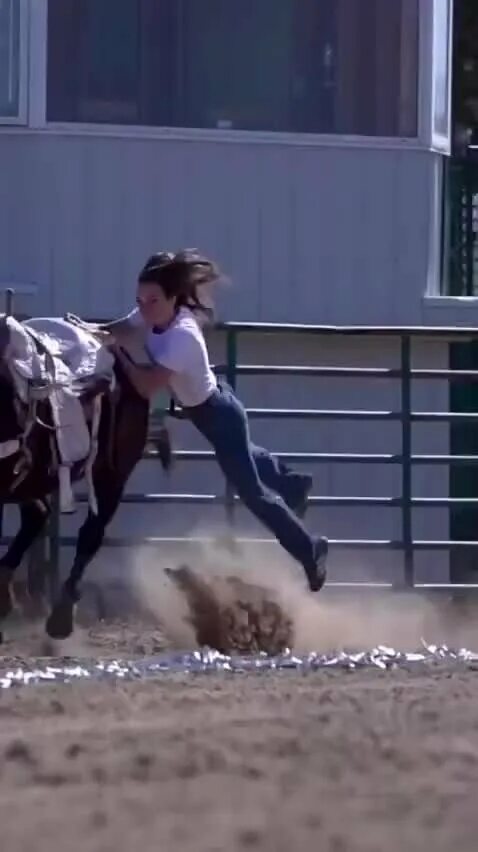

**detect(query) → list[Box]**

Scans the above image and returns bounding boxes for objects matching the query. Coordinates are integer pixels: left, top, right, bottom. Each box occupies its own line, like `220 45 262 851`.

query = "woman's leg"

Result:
217 383 312 516
189 389 327 590
249 444 313 518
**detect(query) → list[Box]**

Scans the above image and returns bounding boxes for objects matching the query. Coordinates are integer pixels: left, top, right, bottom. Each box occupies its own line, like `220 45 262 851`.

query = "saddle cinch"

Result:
3 314 117 515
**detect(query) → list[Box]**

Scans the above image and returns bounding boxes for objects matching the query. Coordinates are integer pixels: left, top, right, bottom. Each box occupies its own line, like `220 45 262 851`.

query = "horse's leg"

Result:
45 474 125 639
0 500 50 618
46 382 149 640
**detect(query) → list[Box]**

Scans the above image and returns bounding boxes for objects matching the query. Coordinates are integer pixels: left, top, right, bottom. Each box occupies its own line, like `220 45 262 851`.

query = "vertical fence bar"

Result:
0 291 12 578
224 329 238 528
1 291 11 565
400 334 414 586
225 328 238 390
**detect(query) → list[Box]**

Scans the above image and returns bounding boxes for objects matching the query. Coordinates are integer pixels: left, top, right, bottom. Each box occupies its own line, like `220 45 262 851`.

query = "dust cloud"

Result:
129 524 476 655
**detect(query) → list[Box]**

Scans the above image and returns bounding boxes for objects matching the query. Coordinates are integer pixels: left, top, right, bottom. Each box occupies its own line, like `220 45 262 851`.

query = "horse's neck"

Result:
114 361 146 404
115 367 150 428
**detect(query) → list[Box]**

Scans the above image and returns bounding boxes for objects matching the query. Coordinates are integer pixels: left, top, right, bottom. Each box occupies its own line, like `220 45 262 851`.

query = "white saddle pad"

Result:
22 316 114 384
3 315 115 468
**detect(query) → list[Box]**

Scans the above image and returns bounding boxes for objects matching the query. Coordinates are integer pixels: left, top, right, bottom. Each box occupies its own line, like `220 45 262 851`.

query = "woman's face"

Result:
136 282 175 327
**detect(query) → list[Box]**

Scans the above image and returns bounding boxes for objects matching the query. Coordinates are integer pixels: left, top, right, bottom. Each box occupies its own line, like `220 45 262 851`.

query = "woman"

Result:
107 250 328 592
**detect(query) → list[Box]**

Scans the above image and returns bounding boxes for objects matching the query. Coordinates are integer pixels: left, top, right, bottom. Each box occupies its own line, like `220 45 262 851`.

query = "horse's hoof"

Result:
0 574 15 620
45 596 75 640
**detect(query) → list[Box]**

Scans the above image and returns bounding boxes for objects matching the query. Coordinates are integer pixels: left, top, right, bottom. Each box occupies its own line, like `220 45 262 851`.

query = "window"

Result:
47 0 419 137
0 0 26 122
432 0 451 142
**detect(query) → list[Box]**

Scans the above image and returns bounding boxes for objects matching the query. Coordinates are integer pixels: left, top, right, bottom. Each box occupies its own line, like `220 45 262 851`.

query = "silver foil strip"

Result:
1 642 478 689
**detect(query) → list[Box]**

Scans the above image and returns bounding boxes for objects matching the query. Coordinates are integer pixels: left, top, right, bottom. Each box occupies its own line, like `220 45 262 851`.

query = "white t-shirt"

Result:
126 307 217 407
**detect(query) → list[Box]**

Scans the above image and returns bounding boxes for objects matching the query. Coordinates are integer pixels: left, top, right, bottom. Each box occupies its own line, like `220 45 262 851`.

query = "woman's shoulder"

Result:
174 308 206 335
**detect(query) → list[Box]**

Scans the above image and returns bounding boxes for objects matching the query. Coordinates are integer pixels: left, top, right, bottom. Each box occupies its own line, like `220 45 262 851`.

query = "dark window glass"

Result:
47 0 419 137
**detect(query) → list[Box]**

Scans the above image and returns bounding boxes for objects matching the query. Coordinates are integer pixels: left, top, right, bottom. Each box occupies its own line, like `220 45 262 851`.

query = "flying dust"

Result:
130 528 478 656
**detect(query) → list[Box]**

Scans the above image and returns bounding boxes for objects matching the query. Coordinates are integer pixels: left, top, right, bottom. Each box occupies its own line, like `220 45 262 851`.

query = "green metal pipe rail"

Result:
3 321 478 596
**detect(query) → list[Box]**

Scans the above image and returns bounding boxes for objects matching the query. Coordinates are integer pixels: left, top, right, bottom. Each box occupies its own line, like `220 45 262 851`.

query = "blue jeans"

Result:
185 385 316 569
247 444 309 511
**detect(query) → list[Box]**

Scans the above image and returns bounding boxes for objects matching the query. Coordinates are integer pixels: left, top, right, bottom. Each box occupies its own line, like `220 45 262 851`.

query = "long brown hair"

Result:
138 249 221 322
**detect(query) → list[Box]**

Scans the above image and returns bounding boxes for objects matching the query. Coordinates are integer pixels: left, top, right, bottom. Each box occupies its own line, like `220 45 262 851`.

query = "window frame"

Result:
418 0 454 155
431 0 453 153
0 0 29 126
18 0 452 154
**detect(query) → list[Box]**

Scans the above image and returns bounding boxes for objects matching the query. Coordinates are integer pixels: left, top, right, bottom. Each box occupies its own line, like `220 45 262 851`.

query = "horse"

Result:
0 314 169 640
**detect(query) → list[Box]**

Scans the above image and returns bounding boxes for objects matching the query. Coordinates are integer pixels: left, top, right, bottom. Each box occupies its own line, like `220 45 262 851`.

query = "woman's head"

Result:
136 249 221 328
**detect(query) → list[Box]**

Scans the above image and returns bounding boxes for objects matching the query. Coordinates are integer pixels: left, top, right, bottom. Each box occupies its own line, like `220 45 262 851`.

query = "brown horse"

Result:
0 316 168 639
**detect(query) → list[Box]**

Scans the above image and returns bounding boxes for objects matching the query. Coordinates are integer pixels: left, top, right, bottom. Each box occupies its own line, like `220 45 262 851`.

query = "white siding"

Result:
0 132 441 323
0 130 452 585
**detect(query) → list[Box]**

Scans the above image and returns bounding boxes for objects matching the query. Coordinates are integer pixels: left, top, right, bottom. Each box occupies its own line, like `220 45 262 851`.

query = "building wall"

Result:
0 131 442 325
0 130 451 585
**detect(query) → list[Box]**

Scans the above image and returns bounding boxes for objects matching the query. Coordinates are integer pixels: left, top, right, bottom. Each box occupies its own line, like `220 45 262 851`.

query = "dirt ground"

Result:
0 609 478 852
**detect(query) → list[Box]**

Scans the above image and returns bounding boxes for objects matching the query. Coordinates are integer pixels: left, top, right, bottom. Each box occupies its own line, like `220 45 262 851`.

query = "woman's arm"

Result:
113 345 173 399
101 309 143 345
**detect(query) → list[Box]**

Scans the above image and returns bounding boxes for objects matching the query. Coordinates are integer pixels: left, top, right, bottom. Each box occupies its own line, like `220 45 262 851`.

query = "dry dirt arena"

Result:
1 559 478 852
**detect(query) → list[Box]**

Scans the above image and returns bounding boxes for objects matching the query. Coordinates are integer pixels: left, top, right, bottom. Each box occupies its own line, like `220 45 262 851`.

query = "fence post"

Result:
0 290 12 578
224 328 238 528
226 327 238 390
400 334 414 586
